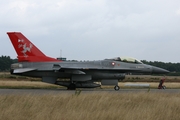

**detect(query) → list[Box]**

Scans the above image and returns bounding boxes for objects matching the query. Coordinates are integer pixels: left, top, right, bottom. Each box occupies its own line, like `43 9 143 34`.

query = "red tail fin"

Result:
7 32 60 62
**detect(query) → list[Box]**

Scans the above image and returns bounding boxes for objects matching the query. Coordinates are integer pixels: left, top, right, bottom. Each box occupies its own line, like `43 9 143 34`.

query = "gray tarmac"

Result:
0 88 179 95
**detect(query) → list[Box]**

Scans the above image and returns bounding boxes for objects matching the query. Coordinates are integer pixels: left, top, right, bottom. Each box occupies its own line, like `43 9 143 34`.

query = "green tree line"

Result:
0 56 17 71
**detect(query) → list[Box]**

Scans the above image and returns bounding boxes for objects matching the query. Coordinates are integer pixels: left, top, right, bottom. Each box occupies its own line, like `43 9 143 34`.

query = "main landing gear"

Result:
67 83 76 90
114 85 120 91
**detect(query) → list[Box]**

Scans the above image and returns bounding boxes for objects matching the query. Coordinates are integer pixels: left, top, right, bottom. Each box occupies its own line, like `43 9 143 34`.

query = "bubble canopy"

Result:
107 57 143 64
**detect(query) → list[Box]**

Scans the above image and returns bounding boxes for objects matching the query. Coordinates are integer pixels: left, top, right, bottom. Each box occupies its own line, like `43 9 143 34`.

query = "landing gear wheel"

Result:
114 85 120 91
67 83 76 90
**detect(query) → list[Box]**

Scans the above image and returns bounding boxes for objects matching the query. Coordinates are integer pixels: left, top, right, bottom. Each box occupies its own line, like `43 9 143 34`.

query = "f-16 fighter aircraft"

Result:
7 32 169 90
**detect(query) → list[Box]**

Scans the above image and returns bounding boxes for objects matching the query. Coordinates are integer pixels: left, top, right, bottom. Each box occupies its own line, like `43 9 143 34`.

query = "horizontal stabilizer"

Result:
13 68 36 73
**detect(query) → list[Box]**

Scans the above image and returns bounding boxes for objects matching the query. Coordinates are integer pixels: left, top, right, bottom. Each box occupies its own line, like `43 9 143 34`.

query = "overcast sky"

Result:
1 0 180 62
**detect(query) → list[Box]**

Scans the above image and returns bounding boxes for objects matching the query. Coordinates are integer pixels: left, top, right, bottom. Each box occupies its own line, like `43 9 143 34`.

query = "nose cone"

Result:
152 66 169 74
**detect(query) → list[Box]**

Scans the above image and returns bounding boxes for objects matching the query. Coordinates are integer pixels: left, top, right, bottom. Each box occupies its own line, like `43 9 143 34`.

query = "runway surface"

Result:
0 88 179 95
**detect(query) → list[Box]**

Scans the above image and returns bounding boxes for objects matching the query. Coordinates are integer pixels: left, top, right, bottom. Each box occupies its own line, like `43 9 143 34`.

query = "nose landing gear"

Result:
114 85 120 91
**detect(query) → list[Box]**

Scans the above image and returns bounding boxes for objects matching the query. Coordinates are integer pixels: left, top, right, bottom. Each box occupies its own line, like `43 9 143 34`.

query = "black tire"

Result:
114 85 120 91
67 83 76 90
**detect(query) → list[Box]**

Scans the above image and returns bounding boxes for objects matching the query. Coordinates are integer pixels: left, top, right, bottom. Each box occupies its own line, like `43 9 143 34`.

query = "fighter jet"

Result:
7 32 169 90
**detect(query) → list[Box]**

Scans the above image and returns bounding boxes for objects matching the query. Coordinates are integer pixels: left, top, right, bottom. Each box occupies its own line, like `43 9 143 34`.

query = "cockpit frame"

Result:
107 57 143 64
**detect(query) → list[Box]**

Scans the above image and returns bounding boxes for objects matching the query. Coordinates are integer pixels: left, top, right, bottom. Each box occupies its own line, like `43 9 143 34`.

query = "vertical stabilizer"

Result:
7 32 60 62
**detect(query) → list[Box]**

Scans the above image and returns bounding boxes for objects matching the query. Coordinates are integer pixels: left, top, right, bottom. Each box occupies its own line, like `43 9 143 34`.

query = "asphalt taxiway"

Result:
0 88 179 95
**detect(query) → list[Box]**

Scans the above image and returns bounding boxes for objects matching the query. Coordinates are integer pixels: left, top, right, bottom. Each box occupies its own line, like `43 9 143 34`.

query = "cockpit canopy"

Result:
107 57 143 64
